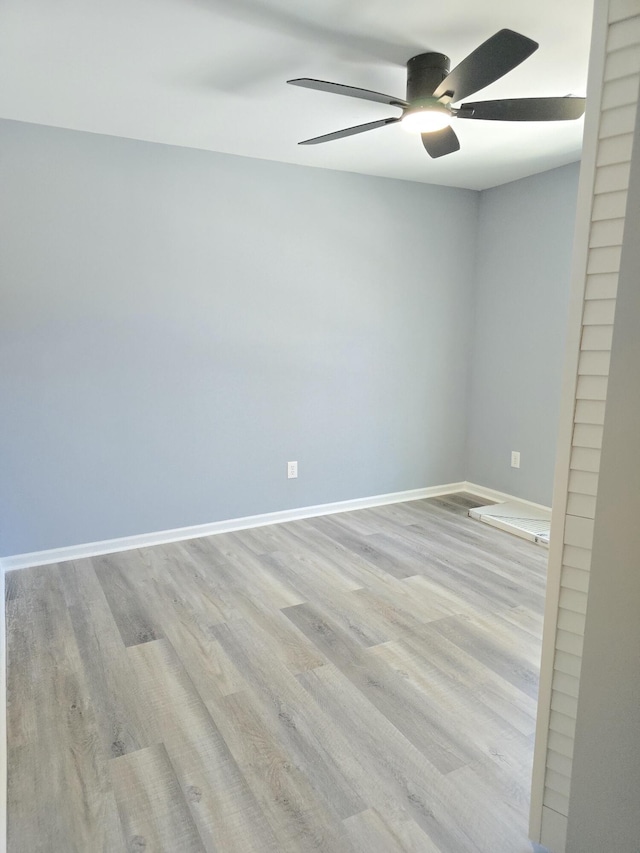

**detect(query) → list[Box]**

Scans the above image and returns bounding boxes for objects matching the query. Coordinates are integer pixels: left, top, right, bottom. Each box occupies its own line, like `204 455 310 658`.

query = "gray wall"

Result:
0 119 478 556
566 111 640 853
466 163 580 506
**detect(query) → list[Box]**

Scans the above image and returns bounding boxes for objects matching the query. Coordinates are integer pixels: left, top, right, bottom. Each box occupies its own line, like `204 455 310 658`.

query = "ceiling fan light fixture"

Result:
401 106 451 134
290 30 582 158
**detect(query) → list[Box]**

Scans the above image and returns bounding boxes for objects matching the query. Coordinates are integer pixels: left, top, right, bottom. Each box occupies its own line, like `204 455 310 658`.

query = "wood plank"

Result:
283 603 477 774
271 518 399 588
591 188 628 220
588 216 625 247
445 758 534 853
212 617 369 822
59 559 152 758
5 571 38 750
597 132 634 165
599 103 637 137
184 555 326 676
368 640 535 756
594 161 632 193
569 446 601 473
93 552 164 647
259 550 391 648
564 515 595 549
577 350 611 376
124 547 248 697
126 638 278 852
142 539 242 625
602 73 640 109
219 690 352 852
572 424 604 449
560 565 590 593
413 614 539 700
305 515 417 579
297 663 486 853
195 532 305 610
366 530 543 614
110 744 206 853
605 43 640 80
609 0 640 24
342 808 440 853
551 689 578 719
608 14 640 50
582 299 618 327
224 526 363 593
396 597 538 739
567 469 599 497
7 565 124 852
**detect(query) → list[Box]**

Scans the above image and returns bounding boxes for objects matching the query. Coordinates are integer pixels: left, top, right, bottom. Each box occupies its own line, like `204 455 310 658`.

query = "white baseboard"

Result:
463 482 552 514
0 482 469 572
0 481 550 574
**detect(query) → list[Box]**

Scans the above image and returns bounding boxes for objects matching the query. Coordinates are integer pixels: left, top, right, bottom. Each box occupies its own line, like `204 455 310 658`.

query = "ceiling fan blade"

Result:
433 29 538 103
421 125 460 158
288 78 408 108
298 117 401 145
457 97 586 121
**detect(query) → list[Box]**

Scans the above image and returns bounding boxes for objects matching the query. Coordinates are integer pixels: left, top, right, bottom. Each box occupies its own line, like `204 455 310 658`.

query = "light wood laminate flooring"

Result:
6 493 549 852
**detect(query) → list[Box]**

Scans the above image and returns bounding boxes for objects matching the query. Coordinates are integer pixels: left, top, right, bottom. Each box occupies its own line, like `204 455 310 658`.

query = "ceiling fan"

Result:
287 29 586 158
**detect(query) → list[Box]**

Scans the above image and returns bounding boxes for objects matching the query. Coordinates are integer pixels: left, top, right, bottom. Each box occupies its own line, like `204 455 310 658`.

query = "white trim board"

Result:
0 481 550 573
463 483 551 514
1 483 466 572
0 480 548 572
530 0 611 845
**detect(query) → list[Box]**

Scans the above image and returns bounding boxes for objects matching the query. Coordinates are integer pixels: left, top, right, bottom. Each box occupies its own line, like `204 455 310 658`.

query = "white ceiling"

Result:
0 0 594 190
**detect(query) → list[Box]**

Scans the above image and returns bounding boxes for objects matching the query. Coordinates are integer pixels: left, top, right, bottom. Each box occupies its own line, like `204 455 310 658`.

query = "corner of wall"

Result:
462 187 484 482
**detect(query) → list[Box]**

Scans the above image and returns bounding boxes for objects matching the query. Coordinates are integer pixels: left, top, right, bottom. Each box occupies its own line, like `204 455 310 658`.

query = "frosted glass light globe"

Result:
401 108 451 134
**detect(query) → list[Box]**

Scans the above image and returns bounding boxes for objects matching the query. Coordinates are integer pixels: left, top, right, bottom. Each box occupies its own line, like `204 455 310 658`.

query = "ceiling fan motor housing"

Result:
406 53 451 102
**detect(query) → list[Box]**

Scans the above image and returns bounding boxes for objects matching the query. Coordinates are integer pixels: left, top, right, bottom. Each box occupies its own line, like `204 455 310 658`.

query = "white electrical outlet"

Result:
511 451 521 469
287 461 298 479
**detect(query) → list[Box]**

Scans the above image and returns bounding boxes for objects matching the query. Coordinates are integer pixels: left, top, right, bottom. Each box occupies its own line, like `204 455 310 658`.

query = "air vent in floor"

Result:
468 500 551 547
